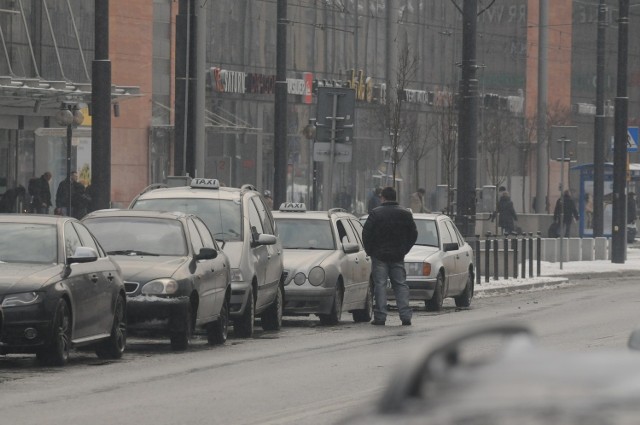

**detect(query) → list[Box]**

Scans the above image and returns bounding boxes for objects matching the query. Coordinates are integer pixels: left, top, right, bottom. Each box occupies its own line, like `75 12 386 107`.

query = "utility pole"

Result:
593 0 607 237
535 0 548 214
612 0 630 263
455 0 479 237
91 0 111 209
274 0 288 207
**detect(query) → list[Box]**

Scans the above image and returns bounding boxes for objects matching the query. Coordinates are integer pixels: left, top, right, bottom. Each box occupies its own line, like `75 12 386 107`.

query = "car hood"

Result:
282 249 334 271
0 263 62 293
112 255 189 281
405 245 440 262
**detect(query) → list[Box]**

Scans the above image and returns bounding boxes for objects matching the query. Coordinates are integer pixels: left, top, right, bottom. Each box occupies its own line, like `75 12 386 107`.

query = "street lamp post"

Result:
56 104 84 216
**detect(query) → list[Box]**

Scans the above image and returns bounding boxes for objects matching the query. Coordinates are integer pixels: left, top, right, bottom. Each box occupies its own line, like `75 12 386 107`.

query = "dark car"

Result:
0 214 127 366
82 209 231 350
337 323 640 425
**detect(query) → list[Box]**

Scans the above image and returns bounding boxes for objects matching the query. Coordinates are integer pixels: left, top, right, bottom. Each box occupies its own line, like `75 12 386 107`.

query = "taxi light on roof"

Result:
190 178 220 189
279 202 307 212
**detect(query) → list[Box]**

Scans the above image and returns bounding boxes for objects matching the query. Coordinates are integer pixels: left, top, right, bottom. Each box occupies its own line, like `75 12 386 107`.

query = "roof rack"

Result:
327 208 346 217
240 184 258 192
129 183 167 206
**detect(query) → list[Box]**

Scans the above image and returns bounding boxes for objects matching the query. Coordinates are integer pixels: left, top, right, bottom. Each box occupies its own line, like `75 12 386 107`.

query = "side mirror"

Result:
255 234 277 246
68 246 98 264
343 242 360 254
443 242 459 252
195 247 218 261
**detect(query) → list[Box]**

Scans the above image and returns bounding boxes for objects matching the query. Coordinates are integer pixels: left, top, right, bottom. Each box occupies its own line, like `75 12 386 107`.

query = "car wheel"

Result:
170 302 192 351
352 281 373 323
96 294 127 359
261 284 283 331
319 284 343 326
425 273 444 312
454 270 474 308
37 299 71 366
234 286 255 338
207 295 229 345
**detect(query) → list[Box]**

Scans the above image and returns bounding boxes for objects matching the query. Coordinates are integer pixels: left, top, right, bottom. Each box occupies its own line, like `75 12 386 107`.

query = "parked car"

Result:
273 203 373 325
360 213 474 311
82 210 231 350
129 178 283 338
337 323 640 425
0 214 126 366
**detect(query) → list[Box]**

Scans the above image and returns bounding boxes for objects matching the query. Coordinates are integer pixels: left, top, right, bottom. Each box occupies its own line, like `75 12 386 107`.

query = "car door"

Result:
335 219 363 309
186 218 217 324
247 198 270 310
253 196 282 291
443 220 465 291
451 222 473 291
73 222 116 335
347 218 371 295
193 217 228 321
437 219 458 295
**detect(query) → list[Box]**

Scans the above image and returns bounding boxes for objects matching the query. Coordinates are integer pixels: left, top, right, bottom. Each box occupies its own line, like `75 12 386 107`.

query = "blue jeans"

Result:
371 258 412 323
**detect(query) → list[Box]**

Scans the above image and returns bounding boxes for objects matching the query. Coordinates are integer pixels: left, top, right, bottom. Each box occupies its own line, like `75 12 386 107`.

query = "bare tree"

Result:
405 115 437 192
433 89 458 215
480 108 519 190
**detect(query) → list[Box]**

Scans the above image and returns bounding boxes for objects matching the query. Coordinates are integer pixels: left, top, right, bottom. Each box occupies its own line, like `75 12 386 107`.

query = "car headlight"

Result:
293 272 306 285
2 291 44 307
405 262 431 277
141 278 178 295
230 268 244 282
308 266 325 286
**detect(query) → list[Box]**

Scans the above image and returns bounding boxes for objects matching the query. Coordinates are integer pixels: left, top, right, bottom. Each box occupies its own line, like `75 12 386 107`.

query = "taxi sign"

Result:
190 178 220 189
279 202 307 212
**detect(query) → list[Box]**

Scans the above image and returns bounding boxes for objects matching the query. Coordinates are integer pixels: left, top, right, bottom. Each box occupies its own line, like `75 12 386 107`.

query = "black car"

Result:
83 210 231 350
0 214 127 366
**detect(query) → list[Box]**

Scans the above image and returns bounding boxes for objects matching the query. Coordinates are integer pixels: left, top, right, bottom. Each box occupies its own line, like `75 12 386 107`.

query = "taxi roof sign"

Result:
190 178 220 189
279 202 307 212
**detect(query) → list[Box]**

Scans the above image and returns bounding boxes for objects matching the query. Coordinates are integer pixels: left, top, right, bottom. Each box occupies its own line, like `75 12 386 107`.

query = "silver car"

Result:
360 213 474 311
129 178 284 338
273 203 373 325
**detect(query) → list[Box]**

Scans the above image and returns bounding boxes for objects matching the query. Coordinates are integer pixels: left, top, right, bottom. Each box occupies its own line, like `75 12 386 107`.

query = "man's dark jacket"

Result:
362 201 418 263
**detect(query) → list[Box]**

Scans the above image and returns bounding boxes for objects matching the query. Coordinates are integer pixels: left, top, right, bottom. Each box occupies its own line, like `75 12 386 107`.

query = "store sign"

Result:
211 67 246 94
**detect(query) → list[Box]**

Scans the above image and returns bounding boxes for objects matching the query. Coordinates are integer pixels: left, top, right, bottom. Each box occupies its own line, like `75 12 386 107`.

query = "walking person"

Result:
56 171 89 219
28 171 52 214
497 190 517 235
554 190 579 237
366 187 382 214
362 186 418 326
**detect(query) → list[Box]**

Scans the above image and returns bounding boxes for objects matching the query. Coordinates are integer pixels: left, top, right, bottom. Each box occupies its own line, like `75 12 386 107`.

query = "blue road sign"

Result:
628 127 639 152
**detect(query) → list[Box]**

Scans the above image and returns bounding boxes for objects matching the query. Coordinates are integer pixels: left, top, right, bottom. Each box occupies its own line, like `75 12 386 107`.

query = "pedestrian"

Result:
28 171 52 214
0 185 27 213
553 190 579 237
497 190 517 235
334 186 352 211
366 187 382 214
628 192 637 224
362 186 418 326
56 171 89 219
263 190 274 210
409 188 429 213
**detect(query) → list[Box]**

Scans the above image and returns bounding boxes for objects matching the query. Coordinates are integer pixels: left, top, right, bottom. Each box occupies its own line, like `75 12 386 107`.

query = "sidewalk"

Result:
475 245 640 296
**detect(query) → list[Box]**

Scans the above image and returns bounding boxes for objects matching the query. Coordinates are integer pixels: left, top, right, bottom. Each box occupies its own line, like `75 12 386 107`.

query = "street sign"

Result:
628 127 638 152
550 126 578 161
315 87 356 143
313 142 352 162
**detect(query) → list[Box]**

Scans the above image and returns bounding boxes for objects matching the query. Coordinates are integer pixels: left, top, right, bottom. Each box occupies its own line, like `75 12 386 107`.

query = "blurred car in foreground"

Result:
360 213 474 311
83 210 231 350
273 203 372 325
0 214 126 366
337 323 640 425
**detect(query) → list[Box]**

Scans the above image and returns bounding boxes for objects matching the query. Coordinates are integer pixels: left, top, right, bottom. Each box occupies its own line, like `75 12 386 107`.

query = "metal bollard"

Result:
503 236 509 279
521 233 527 279
528 232 534 278
493 238 499 281
536 232 542 276
512 235 518 279
475 235 481 285
485 234 491 283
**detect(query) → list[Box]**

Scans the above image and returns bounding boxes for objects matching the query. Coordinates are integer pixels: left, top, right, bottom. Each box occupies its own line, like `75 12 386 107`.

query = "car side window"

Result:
187 219 205 254
347 219 365 247
439 221 454 245
193 218 218 250
72 222 103 257
63 221 83 258
248 200 264 240
252 196 274 235
337 219 357 245
451 222 466 246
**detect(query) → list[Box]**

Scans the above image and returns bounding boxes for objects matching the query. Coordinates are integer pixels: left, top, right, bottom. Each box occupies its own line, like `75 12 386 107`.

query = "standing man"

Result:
362 186 418 326
553 190 579 237
497 190 517 235
29 171 52 214
409 188 428 213
56 171 88 219
366 187 382 213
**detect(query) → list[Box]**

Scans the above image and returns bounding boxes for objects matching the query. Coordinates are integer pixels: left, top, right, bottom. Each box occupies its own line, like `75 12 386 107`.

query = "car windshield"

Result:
132 198 242 242
84 217 187 256
0 223 57 264
414 219 439 247
275 219 335 250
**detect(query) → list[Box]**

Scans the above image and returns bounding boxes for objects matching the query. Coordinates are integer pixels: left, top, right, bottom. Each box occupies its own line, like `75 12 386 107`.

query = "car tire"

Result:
95 294 127 359
319 284 343 326
37 299 71 367
261 284 283 331
352 282 373 323
425 273 444 312
454 270 474 308
207 295 229 345
234 286 255 338
170 302 192 351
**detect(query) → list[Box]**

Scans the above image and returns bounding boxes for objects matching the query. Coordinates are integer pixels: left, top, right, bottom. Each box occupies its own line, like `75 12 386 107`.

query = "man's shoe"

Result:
371 320 386 326
401 320 412 326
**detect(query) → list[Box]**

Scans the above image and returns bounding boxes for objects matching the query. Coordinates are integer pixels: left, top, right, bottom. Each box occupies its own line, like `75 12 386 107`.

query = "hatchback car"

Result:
83 210 231 350
129 178 283 338
273 203 372 325
360 213 474 311
0 214 126 366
